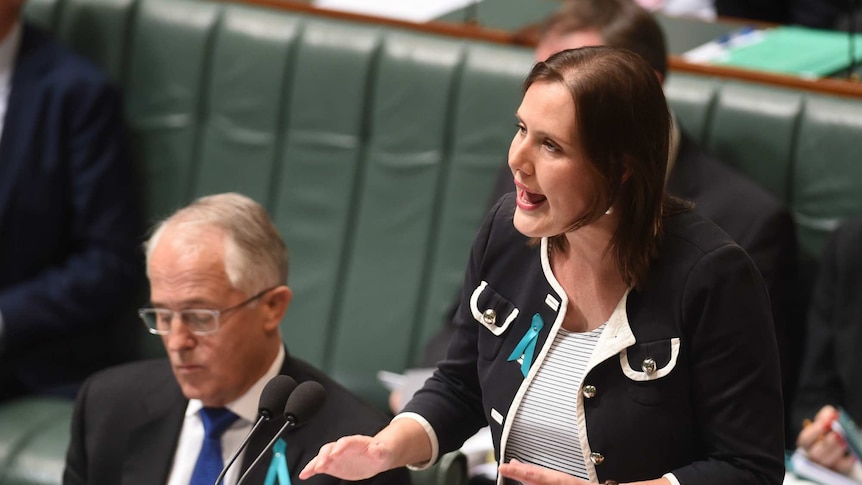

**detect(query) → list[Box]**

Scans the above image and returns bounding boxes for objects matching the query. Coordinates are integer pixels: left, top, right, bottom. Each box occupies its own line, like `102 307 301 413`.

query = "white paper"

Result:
789 449 862 485
376 370 405 391
313 0 478 22
682 28 766 64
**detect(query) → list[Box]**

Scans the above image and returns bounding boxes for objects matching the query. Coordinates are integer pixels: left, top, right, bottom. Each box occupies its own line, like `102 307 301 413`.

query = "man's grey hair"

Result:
144 193 289 294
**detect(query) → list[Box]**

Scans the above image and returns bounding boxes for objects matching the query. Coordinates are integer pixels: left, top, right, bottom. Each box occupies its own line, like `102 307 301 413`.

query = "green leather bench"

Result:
3 0 862 483
664 74 862 297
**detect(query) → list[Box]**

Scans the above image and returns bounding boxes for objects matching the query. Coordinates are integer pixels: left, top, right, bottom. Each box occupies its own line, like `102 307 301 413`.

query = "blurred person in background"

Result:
0 0 143 401
792 217 862 480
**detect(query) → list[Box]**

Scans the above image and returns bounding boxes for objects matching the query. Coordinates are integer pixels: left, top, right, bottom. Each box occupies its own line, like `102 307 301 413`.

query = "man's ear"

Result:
262 286 292 331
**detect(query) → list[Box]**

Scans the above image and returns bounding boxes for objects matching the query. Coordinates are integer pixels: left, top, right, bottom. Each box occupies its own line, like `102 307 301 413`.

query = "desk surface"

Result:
240 0 862 97
434 0 862 97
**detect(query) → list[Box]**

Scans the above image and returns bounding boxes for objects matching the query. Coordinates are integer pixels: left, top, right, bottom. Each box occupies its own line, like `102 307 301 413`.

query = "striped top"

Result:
505 323 607 479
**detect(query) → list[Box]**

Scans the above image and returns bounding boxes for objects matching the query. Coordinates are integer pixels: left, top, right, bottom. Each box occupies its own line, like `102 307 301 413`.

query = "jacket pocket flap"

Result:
470 281 519 336
619 337 680 381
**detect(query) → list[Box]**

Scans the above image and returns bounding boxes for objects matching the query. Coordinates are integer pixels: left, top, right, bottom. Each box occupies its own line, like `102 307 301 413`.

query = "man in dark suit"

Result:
414 0 799 442
63 193 409 485
0 0 143 399
792 217 862 479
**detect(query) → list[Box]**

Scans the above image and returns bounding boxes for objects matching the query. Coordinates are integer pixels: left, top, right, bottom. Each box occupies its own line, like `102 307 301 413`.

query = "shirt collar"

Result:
0 21 22 79
185 345 287 423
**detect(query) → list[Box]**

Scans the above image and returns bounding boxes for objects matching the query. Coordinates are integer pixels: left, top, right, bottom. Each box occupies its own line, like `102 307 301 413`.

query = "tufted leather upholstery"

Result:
5 0 862 483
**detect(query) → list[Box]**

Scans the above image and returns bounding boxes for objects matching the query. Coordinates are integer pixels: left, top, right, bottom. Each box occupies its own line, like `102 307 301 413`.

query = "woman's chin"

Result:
513 211 548 238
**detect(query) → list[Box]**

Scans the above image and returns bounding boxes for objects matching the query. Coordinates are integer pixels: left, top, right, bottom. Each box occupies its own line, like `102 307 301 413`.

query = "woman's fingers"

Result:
798 405 839 449
498 459 591 485
299 435 393 481
808 431 856 472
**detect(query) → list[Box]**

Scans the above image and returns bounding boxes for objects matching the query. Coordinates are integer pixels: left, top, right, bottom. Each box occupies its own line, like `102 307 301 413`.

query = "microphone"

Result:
214 375 297 485
236 380 327 485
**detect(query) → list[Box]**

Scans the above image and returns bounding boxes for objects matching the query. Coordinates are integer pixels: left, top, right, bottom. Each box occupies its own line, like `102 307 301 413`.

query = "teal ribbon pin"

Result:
507 313 544 377
263 438 291 485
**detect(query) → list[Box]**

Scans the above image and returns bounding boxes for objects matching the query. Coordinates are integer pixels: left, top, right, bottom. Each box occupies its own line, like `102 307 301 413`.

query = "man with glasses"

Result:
63 192 409 485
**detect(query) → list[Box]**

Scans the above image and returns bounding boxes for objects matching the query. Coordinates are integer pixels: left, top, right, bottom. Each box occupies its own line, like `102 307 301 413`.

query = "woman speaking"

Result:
300 46 785 485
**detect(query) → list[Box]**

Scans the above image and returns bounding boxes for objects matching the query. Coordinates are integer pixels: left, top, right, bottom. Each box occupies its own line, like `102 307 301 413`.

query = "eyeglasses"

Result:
138 287 277 336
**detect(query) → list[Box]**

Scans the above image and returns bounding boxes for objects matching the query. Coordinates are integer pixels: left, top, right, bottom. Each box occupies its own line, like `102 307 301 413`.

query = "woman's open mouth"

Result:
515 184 547 211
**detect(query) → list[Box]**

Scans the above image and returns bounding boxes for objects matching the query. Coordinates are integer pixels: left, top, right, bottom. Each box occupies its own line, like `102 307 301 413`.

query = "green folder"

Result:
716 26 862 79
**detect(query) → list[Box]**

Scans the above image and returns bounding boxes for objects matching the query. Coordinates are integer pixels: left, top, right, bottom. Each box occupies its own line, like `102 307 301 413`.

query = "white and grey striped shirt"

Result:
505 323 607 479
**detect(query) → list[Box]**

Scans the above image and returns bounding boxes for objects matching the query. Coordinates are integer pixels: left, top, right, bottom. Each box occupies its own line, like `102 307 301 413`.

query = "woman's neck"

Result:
552 220 627 332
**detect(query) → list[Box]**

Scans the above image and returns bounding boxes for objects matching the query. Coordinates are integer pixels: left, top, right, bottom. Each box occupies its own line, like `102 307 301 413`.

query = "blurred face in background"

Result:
534 28 605 62
0 0 24 38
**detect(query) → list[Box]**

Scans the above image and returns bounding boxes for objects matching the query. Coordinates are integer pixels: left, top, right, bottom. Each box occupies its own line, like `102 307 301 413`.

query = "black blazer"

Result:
792 217 862 437
0 23 143 393
668 132 799 409
404 194 784 485
454 132 799 419
63 349 410 485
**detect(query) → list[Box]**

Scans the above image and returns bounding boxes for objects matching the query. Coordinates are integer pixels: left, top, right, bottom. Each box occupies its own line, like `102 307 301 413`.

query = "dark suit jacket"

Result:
0 24 143 394
63 350 411 485
792 217 862 437
667 132 799 411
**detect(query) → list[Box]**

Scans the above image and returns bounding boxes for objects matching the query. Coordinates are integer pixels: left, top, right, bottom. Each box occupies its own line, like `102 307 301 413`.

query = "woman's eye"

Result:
543 140 559 153
516 124 526 135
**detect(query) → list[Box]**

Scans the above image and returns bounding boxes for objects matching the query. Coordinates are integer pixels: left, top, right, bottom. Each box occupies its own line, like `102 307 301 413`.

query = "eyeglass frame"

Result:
138 286 279 336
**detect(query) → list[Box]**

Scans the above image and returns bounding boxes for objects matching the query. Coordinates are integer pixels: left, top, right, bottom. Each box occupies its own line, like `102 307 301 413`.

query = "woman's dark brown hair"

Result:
524 46 686 288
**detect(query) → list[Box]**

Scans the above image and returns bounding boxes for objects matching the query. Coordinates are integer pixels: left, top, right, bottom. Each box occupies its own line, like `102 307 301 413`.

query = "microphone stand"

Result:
214 415 267 485
234 417 297 485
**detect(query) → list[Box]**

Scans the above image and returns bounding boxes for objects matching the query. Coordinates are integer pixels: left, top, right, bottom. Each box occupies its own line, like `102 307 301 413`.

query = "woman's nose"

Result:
508 136 531 175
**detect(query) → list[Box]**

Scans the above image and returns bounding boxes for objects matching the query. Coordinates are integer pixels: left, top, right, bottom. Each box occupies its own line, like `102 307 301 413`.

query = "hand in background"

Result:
797 405 857 475
299 435 396 481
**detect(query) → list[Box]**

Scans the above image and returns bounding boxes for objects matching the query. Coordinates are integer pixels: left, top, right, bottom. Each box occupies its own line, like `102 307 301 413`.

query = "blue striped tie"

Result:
189 407 239 485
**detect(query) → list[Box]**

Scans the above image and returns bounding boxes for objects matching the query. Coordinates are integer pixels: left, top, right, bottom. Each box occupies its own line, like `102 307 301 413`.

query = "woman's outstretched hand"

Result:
299 435 397 481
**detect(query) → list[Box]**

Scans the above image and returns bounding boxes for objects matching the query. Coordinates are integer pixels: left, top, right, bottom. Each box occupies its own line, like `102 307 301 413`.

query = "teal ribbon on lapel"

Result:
507 313 544 377
263 438 291 485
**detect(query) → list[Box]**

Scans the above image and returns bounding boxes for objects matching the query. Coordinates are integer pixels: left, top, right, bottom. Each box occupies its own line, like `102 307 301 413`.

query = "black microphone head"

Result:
258 375 297 420
283 380 326 426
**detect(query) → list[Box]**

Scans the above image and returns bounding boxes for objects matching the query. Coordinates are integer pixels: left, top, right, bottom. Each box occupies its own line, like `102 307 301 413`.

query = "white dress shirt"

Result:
166 346 286 485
